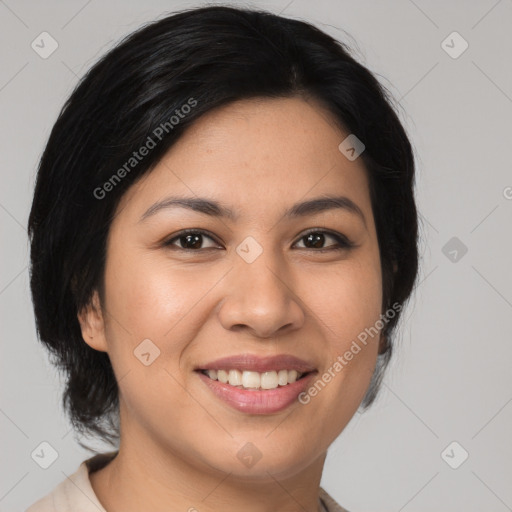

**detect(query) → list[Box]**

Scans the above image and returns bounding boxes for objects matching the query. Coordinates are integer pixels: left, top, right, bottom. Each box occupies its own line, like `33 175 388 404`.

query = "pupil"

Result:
183 234 201 249
180 233 326 250
306 232 324 248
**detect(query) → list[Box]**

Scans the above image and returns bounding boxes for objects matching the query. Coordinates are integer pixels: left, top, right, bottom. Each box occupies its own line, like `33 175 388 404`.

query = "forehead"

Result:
117 96 372 224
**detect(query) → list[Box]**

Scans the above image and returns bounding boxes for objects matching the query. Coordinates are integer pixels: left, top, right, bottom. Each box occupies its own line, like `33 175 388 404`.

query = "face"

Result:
80 96 383 481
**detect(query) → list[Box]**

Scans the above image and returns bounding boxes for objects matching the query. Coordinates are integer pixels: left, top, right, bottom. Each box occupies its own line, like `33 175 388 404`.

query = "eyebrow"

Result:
139 194 366 227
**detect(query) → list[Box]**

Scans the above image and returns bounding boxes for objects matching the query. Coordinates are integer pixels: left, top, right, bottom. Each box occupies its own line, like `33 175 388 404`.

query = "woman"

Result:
26 5 419 511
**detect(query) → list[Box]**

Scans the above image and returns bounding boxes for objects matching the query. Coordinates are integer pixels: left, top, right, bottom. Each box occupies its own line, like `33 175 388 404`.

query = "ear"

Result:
77 290 108 352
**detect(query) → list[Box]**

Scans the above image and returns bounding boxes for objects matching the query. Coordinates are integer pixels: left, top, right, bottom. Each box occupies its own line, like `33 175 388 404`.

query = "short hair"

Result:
27 5 419 448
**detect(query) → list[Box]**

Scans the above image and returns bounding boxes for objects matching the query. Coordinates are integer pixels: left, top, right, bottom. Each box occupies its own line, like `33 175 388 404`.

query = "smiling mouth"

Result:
198 368 313 391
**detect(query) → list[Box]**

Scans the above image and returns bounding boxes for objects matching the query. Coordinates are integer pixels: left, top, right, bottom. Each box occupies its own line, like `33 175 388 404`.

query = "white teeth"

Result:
203 369 304 389
242 371 260 389
277 369 288 386
228 369 242 386
288 370 298 383
261 371 278 390
217 370 228 383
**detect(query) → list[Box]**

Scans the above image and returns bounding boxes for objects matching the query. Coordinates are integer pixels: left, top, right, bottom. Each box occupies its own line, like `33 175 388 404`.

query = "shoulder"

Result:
25 453 115 512
319 486 351 512
25 492 55 512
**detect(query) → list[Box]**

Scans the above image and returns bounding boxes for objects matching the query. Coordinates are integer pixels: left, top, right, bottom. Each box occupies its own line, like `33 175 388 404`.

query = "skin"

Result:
79 96 384 512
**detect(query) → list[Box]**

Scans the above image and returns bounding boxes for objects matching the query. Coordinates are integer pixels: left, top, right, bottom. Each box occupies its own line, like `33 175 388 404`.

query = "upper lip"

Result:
196 354 317 373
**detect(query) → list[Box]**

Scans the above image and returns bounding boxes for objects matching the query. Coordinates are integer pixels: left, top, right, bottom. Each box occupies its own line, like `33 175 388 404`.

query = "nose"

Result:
217 249 305 339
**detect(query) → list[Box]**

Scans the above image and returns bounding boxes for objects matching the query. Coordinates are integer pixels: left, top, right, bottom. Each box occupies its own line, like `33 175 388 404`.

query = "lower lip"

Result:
197 371 316 414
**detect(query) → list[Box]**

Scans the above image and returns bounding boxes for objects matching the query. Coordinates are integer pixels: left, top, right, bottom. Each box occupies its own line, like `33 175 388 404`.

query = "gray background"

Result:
1 0 511 511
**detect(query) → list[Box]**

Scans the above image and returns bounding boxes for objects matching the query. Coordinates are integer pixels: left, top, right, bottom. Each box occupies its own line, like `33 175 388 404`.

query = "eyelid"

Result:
163 228 221 249
162 227 356 251
297 227 355 249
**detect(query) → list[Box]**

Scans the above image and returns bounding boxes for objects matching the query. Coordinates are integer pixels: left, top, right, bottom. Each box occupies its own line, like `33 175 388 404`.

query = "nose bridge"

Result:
218 235 304 337
239 244 286 299
235 236 289 308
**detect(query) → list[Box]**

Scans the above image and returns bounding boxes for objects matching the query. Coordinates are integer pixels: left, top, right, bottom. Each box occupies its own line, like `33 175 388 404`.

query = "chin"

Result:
197 435 324 482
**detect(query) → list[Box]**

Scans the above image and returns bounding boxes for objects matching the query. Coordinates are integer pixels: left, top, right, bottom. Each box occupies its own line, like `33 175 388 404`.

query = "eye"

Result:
163 229 220 251
163 228 355 252
293 229 355 252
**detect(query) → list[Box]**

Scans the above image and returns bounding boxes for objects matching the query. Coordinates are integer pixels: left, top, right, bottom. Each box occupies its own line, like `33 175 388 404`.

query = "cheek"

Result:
305 255 383 346
102 243 227 376
301 254 383 404
103 244 200 334
100 248 202 419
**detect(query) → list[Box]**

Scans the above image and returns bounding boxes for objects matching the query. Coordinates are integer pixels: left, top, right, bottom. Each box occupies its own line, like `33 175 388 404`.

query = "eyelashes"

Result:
162 228 356 253
295 228 355 251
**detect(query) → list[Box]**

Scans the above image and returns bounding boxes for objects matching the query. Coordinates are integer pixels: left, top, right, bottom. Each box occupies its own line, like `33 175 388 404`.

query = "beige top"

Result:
25 452 349 512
